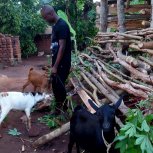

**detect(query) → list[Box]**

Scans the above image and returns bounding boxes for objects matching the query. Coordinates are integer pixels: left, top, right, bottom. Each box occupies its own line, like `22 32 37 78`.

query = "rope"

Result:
102 130 115 153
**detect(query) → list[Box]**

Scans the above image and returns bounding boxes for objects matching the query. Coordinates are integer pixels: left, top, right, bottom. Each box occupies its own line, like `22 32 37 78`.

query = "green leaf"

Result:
141 120 150 132
8 128 21 136
135 135 153 153
57 10 76 37
114 135 127 141
121 123 136 137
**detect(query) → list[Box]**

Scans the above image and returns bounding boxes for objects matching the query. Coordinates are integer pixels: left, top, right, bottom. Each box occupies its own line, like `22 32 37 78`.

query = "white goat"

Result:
0 92 51 130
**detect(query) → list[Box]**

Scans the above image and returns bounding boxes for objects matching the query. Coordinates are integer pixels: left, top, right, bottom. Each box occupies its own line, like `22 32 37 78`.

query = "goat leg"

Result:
76 143 80 153
25 109 31 131
67 134 76 153
22 81 31 92
27 117 31 130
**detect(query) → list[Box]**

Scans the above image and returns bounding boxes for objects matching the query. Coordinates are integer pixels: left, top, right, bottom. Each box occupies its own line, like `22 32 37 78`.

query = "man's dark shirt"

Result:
51 18 71 67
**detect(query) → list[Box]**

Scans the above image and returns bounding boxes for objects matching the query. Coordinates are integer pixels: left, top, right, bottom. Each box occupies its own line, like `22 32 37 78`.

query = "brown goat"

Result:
22 68 51 92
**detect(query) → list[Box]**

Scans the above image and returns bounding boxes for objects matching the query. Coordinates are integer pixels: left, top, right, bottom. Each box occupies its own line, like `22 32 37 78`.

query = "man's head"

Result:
41 5 58 24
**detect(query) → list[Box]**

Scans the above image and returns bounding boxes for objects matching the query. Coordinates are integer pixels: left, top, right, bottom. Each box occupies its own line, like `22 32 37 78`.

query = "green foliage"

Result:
0 1 21 35
8 128 21 136
50 0 98 50
0 0 47 57
38 115 60 128
57 10 76 38
130 0 145 5
115 99 153 153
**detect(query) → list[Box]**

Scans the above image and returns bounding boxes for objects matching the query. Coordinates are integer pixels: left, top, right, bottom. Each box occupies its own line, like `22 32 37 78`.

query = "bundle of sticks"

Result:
75 28 153 109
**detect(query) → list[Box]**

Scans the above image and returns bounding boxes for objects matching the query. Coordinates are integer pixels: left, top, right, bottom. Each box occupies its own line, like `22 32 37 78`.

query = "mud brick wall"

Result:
0 33 21 67
11 36 22 62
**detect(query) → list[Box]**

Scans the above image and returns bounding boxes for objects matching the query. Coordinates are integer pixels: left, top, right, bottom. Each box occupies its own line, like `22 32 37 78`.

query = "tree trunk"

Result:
117 0 126 32
150 0 153 27
100 0 108 32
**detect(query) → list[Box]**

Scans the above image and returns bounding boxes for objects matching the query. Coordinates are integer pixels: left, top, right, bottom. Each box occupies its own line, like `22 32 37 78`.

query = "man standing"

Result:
41 5 71 114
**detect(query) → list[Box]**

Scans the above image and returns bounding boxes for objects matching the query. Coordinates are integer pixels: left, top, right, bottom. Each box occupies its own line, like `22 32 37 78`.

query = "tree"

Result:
151 0 153 27
50 0 98 50
117 0 126 32
100 0 108 32
0 0 47 57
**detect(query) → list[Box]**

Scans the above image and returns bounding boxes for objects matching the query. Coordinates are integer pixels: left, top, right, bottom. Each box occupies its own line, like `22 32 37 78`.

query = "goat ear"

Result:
114 94 124 110
88 99 99 111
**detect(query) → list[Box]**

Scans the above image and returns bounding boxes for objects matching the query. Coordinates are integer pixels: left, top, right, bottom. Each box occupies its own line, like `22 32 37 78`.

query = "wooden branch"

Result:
117 49 139 68
80 53 152 88
80 72 101 106
96 39 140 44
116 57 153 84
100 71 148 98
146 34 153 39
79 67 128 114
70 78 96 114
33 122 70 147
98 61 153 93
139 56 153 67
90 67 120 100
116 32 143 40
129 44 153 55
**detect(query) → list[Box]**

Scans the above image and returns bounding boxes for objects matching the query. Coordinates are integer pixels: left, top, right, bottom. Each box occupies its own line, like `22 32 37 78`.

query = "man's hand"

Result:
51 66 57 75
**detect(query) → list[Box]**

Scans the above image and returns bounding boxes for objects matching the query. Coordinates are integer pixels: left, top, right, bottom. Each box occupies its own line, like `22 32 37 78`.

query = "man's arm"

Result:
52 39 66 74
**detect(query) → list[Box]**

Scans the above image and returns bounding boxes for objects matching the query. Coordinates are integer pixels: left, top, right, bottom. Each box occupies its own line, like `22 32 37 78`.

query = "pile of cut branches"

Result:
72 28 153 113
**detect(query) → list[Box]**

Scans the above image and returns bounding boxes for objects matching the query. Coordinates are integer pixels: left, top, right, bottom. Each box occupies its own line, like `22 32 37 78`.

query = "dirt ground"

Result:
0 56 75 153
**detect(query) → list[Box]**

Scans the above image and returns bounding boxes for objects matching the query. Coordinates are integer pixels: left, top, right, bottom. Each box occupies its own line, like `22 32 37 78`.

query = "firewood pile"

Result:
72 28 153 111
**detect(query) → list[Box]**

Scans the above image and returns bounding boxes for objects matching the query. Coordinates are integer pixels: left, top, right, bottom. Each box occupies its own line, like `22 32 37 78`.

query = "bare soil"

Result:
0 56 75 153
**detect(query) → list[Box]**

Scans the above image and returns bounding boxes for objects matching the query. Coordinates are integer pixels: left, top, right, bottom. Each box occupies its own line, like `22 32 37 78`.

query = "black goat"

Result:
67 95 124 153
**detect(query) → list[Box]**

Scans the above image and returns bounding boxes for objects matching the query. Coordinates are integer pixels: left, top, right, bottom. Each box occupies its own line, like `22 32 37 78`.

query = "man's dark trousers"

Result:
51 63 70 111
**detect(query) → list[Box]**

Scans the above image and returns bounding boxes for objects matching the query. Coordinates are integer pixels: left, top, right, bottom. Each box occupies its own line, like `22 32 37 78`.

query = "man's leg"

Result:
52 64 70 113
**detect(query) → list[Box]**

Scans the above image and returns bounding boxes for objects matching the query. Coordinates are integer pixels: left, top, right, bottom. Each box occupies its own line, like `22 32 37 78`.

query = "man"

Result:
41 5 71 114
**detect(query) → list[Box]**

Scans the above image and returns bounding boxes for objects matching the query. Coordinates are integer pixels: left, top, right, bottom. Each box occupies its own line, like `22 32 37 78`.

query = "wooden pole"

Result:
117 0 126 32
150 0 153 27
100 0 108 32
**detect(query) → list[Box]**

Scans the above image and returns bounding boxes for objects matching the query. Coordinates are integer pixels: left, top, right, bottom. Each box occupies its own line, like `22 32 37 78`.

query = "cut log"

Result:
142 20 150 28
138 41 153 49
129 44 153 55
146 34 153 39
33 122 70 147
139 9 151 15
116 56 153 84
109 4 151 15
117 49 139 68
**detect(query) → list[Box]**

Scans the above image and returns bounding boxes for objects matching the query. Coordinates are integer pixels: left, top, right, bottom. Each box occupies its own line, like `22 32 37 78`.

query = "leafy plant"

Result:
115 107 153 153
50 0 98 50
8 128 21 136
38 115 59 128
